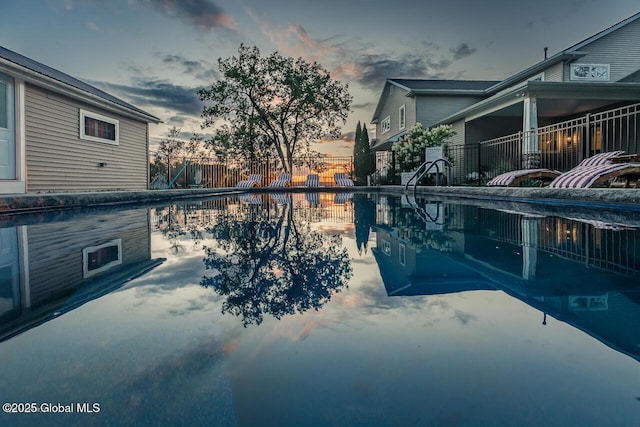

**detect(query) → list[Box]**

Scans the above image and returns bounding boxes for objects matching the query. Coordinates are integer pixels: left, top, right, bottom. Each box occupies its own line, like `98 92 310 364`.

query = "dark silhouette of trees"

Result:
201 203 352 326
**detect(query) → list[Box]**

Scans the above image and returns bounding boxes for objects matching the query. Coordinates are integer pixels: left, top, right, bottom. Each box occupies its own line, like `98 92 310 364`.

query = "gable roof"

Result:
0 45 161 123
371 78 497 122
371 11 640 125
390 79 499 92
485 11 640 94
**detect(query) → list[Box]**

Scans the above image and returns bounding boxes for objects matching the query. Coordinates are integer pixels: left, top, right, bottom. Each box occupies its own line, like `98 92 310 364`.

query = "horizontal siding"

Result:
544 62 564 82
450 120 465 145
564 18 640 82
417 96 483 128
26 210 150 307
376 84 413 141
25 84 149 192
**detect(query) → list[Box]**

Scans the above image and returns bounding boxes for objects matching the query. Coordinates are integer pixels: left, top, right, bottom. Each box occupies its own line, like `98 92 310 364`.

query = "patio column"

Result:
521 217 538 280
522 97 539 169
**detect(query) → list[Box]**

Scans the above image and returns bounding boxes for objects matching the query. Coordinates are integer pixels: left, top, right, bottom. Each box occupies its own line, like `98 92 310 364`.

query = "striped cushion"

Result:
269 173 291 187
305 174 320 187
548 163 630 188
487 169 549 186
237 174 261 188
334 173 354 186
577 150 625 167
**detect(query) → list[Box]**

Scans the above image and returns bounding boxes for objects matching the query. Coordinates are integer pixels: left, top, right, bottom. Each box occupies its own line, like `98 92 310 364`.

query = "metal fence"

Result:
453 102 640 185
150 155 354 189
372 102 640 186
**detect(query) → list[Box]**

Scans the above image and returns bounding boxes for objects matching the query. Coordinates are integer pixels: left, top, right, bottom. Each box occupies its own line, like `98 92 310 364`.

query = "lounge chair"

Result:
305 192 320 206
304 174 320 187
237 174 262 188
334 192 353 204
269 173 291 187
487 151 640 188
334 173 354 187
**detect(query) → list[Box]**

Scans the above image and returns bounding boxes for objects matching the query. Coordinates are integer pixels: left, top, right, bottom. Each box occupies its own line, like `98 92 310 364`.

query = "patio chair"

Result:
334 173 354 187
269 173 291 187
305 192 320 206
487 151 640 188
237 174 262 188
334 192 353 204
304 174 320 187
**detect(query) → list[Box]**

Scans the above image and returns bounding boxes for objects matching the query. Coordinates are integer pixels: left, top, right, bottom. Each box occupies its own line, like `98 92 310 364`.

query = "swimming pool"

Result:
1 192 639 426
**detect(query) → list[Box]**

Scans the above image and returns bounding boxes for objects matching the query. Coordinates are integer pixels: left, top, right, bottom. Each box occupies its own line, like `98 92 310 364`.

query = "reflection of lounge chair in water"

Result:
334 173 354 186
238 193 263 205
270 173 291 187
237 174 262 188
270 193 291 205
305 174 320 187
334 192 353 204
487 151 640 188
305 192 320 206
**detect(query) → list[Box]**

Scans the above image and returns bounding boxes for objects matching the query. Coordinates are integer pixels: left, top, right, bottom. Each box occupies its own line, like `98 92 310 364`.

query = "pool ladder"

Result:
404 158 453 198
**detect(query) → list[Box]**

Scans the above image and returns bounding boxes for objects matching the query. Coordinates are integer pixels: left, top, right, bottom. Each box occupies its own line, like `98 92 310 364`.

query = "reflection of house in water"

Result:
371 196 640 362
0 209 162 341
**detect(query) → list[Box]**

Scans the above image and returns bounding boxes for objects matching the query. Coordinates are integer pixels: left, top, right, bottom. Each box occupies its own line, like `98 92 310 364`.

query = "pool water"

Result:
1 193 639 426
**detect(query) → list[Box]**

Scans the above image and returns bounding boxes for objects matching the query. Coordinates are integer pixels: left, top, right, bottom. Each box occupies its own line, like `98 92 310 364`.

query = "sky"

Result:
1 0 639 155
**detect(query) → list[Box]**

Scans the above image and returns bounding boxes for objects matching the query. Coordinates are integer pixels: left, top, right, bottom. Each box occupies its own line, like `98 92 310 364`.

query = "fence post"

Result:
391 151 397 185
477 143 481 187
584 113 590 162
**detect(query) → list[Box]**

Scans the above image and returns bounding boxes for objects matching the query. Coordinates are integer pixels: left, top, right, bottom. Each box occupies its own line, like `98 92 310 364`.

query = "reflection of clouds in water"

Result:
109 335 237 426
453 309 477 325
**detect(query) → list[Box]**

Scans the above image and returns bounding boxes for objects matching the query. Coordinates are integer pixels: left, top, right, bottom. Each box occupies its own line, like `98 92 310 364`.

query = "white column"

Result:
522 97 539 168
521 217 538 280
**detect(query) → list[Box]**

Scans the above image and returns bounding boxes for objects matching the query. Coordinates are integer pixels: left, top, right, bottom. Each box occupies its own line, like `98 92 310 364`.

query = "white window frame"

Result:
83 239 122 278
399 243 406 266
381 116 391 134
570 64 610 81
399 105 406 130
80 109 119 145
381 239 391 256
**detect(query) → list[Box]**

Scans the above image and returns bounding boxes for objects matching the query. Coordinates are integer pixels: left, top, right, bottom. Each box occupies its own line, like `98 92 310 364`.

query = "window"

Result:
399 244 406 266
399 105 406 130
381 116 391 134
80 109 119 145
381 239 391 256
83 239 122 278
570 64 610 81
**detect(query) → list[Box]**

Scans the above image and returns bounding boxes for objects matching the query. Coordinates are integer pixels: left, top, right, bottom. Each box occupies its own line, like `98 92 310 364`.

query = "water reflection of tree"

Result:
390 202 454 253
353 194 376 254
201 203 352 326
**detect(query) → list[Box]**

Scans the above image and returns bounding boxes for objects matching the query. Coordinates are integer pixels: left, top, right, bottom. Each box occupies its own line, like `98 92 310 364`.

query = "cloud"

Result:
86 22 102 32
317 131 354 145
143 0 236 31
93 78 205 116
450 43 476 60
156 53 218 81
247 11 476 91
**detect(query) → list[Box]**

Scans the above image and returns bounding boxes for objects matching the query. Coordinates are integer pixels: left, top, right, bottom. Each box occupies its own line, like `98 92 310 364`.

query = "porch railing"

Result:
447 102 640 185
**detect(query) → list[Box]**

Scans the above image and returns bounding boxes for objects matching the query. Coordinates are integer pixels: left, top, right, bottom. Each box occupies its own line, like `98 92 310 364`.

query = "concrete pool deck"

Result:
1 186 639 216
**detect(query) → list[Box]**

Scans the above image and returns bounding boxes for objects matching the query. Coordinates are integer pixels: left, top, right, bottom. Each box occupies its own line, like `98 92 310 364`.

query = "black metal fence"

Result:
372 102 640 186
150 155 355 189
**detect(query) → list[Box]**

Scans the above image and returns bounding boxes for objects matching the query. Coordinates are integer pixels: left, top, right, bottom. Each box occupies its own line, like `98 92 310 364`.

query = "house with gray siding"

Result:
0 46 160 194
371 11 640 178
370 79 498 151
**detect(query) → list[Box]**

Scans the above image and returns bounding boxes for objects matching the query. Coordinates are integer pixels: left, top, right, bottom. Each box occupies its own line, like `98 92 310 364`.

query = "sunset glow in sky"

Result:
1 0 638 155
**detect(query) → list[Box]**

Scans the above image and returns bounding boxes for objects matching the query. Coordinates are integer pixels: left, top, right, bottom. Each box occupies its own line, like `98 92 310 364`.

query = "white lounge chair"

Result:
237 174 262 188
334 173 354 187
269 173 291 187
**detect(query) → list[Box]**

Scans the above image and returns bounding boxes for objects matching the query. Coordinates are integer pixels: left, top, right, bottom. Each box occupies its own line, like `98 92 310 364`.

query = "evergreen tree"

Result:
361 124 372 178
353 121 362 183
353 121 373 184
